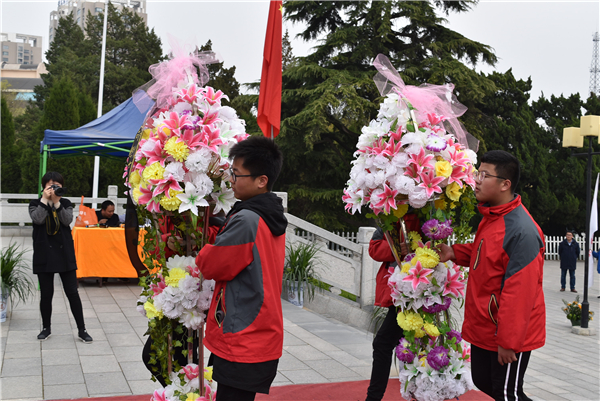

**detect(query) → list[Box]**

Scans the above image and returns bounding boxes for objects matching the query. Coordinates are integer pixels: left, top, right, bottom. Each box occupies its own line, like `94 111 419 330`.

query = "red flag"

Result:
257 1 283 139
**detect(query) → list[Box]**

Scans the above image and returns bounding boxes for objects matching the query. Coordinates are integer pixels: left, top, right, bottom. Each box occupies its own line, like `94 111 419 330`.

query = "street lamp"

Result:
562 115 600 329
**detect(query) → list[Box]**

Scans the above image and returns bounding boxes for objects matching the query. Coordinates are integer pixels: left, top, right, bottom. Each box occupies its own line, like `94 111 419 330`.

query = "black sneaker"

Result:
37 328 51 341
78 329 93 343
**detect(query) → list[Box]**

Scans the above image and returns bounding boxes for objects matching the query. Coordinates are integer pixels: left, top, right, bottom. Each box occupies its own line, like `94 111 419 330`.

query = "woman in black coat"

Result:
29 171 93 343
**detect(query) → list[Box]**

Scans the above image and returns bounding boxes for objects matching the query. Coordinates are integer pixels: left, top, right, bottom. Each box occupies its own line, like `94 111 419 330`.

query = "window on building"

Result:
24 56 29 60
77 8 81 15
18 45 23 51
23 61 29 65
24 49 30 54
96 7 103 13
2 45 8 50
18 52 23 57
18 58 23 63
77 17 81 24
2 58 8 63
2 51 8 56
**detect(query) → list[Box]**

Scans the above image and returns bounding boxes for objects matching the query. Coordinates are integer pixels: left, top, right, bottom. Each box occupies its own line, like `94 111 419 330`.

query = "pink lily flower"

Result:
175 84 202 104
464 164 476 189
372 184 399 214
406 147 434 174
179 129 204 149
162 111 191 137
365 138 387 156
150 275 166 296
182 364 200 380
447 165 467 187
203 86 229 106
427 113 446 126
152 389 168 401
150 174 183 198
443 267 465 297
404 163 421 182
447 147 469 168
462 344 471 362
200 126 224 153
141 139 168 167
389 125 403 142
138 186 161 213
418 169 444 198
402 261 434 291
382 140 402 158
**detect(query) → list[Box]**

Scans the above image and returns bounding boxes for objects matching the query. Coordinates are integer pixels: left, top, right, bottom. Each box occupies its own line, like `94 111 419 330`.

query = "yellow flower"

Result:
419 356 428 367
144 301 163 319
185 393 199 401
142 128 152 140
132 185 143 203
401 262 412 274
142 163 165 182
393 204 409 219
165 267 187 287
164 136 190 162
450 201 458 210
396 311 406 327
434 197 448 210
204 366 213 382
446 181 462 202
408 231 422 251
414 327 426 338
423 322 440 337
414 247 440 269
399 311 424 331
160 188 183 211
129 169 142 186
435 160 452 178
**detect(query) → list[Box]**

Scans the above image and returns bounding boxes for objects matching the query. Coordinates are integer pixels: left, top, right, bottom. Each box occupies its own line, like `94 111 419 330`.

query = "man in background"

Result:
96 200 120 227
558 230 580 293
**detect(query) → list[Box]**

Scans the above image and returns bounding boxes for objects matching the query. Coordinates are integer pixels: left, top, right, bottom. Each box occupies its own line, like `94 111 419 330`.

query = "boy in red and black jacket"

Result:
439 150 545 401
196 136 287 401
365 213 420 401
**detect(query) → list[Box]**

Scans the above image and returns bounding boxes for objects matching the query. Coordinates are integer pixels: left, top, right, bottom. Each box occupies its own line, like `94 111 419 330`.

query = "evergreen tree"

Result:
276 0 497 230
282 29 297 71
1 97 21 193
199 40 240 102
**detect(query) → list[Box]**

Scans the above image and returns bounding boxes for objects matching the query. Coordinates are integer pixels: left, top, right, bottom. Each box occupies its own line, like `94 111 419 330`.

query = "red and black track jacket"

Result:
452 195 546 353
369 214 420 307
196 192 287 363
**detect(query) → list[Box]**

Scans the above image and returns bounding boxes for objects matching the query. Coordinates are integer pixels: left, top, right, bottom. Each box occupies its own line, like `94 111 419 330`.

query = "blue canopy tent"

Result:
39 96 155 191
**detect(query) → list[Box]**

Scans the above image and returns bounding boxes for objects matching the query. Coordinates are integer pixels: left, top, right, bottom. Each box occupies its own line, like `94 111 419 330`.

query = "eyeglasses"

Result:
473 171 507 182
228 168 257 182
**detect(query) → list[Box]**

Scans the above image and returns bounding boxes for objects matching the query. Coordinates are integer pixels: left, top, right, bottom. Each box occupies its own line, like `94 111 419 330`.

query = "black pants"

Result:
37 270 85 330
365 306 404 401
471 344 532 401
142 333 200 387
216 382 256 401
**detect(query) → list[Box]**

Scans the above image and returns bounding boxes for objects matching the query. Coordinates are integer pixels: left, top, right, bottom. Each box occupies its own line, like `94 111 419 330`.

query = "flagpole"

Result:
582 136 592 329
92 0 109 209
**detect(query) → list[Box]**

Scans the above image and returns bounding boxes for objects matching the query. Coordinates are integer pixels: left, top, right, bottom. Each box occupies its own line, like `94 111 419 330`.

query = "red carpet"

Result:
53 380 491 401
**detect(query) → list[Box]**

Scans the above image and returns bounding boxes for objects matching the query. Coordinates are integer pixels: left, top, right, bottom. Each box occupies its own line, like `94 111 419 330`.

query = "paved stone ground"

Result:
1 236 599 400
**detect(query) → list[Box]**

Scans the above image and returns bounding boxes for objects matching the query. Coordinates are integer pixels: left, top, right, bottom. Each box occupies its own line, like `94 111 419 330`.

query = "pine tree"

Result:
282 29 296 71
276 0 497 230
1 97 21 193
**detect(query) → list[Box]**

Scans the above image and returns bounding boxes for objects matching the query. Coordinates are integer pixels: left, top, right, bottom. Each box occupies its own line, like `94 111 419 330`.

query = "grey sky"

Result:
1 0 599 102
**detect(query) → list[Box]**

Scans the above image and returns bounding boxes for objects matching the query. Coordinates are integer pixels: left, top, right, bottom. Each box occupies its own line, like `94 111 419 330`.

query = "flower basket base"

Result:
570 319 581 327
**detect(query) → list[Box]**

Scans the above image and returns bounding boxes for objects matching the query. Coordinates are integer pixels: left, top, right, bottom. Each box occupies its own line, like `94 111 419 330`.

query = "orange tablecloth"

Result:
73 227 141 279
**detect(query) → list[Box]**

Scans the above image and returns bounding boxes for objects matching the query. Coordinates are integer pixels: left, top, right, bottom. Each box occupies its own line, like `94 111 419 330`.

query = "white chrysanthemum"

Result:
164 161 185 181
179 275 200 294
372 154 390 170
179 309 206 331
408 186 429 209
166 255 197 273
185 147 213 173
197 289 213 311
391 152 409 169
364 170 386 190
401 132 426 148
172 101 192 114
191 172 215 197
202 279 215 292
394 175 416 195
464 149 477 165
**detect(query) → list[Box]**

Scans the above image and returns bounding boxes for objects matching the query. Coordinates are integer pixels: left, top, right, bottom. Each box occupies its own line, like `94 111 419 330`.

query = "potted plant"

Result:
1 241 36 322
283 241 321 307
562 295 594 326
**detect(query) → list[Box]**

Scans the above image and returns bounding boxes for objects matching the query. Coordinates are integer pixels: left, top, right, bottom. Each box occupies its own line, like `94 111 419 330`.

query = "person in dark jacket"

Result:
29 171 93 343
96 200 120 227
196 136 287 401
558 231 580 292
365 214 419 401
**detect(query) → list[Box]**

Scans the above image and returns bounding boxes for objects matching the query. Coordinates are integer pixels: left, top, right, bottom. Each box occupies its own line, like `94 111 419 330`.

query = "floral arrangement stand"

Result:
343 54 479 401
127 40 250 401
562 295 596 336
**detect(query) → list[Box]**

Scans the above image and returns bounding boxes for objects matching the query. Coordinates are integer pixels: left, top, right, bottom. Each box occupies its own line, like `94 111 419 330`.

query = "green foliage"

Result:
0 241 35 308
284 241 321 302
199 40 240 103
1 97 21 193
562 295 594 324
273 1 498 230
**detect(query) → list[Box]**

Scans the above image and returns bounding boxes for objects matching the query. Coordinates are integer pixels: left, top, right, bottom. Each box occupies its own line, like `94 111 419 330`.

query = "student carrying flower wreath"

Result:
365 214 420 401
439 150 546 401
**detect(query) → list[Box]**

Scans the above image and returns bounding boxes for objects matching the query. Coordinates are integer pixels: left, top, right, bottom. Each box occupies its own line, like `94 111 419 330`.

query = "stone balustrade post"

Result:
358 226 376 308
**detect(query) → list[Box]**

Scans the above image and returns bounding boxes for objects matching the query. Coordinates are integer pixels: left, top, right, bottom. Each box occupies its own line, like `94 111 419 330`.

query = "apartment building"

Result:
0 32 42 65
49 0 147 42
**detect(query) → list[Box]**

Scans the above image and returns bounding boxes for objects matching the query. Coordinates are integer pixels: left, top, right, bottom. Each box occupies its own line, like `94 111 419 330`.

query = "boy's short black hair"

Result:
41 171 65 188
229 136 283 191
101 200 115 210
481 150 520 194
